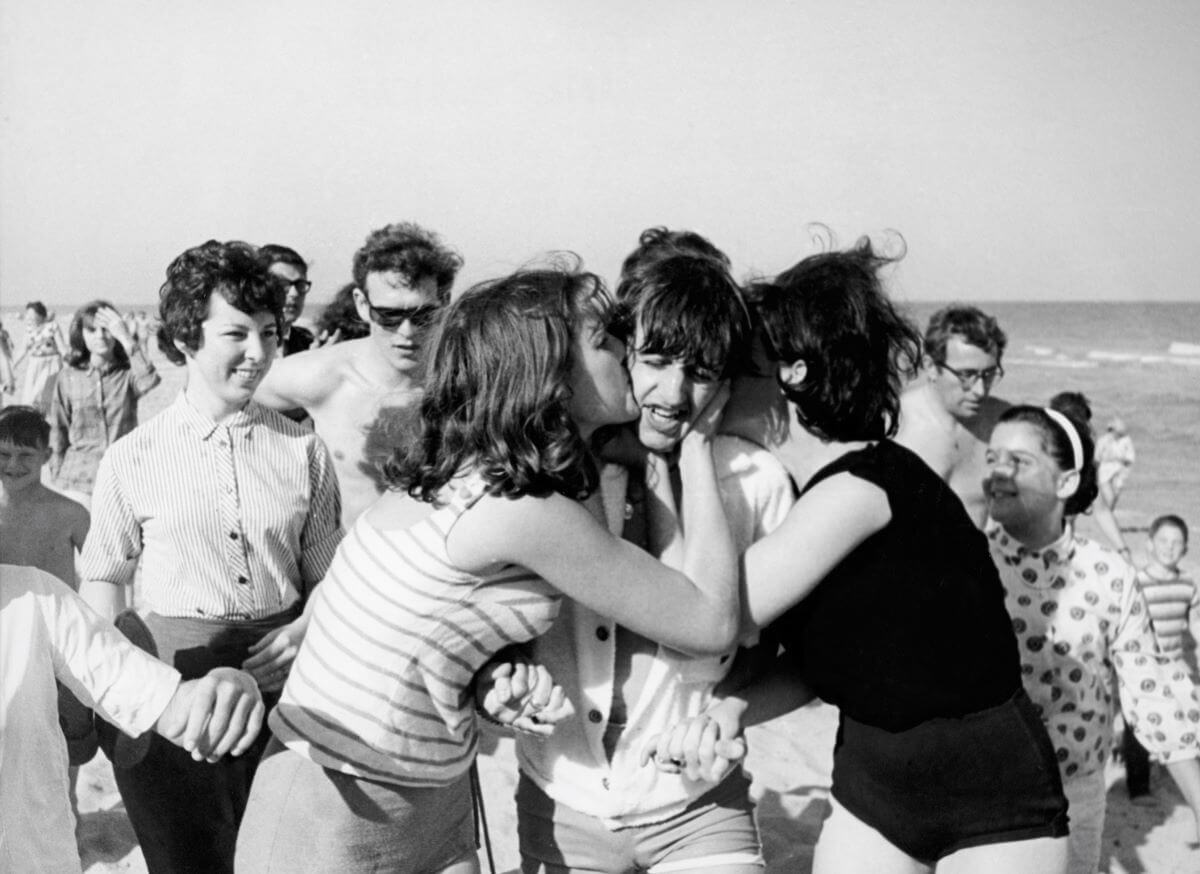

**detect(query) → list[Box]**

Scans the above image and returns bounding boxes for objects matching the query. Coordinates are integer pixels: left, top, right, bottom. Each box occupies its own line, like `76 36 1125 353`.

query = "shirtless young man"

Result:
896 305 1009 526
256 222 462 526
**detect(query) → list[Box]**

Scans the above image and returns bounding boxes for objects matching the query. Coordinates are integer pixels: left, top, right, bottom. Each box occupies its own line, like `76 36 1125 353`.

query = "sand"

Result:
76 700 1200 873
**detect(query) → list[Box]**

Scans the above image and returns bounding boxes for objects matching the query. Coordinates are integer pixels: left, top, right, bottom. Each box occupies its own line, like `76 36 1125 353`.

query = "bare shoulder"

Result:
447 490 595 572
896 383 957 477
261 342 354 406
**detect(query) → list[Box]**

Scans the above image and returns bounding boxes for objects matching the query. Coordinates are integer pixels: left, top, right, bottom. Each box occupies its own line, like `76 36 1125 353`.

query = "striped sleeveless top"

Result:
270 476 561 787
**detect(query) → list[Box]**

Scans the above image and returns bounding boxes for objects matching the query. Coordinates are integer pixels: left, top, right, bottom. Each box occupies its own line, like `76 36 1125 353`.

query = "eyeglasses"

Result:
275 278 312 295
938 362 1004 390
362 298 441 329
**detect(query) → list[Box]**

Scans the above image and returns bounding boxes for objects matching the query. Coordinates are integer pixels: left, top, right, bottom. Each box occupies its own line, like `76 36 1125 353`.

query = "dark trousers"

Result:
1123 726 1152 798
109 608 296 874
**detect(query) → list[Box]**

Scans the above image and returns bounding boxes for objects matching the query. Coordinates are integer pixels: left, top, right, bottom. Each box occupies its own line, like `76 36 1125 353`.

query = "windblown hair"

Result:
998 405 1099 516
923 304 1007 365
0 405 50 449
156 240 284 366
616 226 732 291
615 252 749 380
384 257 614 503
754 237 921 442
66 300 130 370
316 283 370 343
351 222 463 301
259 244 307 273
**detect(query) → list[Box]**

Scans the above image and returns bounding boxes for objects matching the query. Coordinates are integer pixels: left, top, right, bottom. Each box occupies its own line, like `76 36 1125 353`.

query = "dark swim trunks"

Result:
831 688 1069 863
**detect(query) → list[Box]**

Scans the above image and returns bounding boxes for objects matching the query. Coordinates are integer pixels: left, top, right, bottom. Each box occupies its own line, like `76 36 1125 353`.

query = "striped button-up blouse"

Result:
80 393 344 619
271 475 561 787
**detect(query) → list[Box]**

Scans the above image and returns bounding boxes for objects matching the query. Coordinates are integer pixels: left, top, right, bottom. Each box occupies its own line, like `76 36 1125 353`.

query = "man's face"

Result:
929 336 1001 421
354 271 441 375
627 322 723 454
268 262 310 326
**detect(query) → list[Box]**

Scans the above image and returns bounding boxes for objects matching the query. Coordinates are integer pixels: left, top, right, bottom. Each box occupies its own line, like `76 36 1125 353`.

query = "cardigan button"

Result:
588 709 603 724
596 626 609 642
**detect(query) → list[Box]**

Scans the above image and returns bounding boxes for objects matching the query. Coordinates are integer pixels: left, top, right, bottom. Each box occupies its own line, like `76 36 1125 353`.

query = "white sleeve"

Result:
38 571 181 737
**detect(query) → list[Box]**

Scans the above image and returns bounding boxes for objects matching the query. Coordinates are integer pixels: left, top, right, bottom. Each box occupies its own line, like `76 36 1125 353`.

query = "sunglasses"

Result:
275 278 312 294
363 299 441 329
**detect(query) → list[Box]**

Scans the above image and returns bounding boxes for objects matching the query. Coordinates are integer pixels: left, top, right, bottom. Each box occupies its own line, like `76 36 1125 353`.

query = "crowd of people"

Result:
1 221 1197 874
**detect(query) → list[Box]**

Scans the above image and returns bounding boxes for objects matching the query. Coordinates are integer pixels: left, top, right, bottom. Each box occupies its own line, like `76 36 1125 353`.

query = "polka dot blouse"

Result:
989 524 1200 781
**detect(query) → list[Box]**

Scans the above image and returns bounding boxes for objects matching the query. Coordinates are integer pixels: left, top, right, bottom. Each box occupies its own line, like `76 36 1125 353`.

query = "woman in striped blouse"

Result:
238 259 740 874
79 241 344 874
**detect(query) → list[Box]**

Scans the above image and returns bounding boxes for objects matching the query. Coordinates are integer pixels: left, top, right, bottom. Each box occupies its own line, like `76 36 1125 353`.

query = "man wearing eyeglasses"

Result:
256 223 462 526
260 244 316 357
898 305 1010 526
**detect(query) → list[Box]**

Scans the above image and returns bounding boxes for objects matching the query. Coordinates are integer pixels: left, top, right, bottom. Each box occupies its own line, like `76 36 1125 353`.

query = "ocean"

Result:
4 299 1197 560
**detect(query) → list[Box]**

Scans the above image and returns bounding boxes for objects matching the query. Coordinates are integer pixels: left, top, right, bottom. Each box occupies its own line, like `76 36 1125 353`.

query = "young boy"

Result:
0 406 90 589
0 406 98 778
1124 514 1198 799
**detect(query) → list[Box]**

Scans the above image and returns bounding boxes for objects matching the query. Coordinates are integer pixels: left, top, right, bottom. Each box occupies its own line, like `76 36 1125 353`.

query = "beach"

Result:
3 305 1199 873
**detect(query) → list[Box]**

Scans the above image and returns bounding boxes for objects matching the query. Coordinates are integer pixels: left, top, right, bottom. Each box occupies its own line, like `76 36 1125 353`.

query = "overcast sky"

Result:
3 0 1198 310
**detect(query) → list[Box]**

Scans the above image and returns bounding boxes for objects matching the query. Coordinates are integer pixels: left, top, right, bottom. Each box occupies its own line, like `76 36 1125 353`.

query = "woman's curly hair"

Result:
156 240 283 365
383 255 616 503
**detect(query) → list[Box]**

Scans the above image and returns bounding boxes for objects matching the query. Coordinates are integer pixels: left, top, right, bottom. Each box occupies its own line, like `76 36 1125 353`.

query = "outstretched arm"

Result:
448 390 740 656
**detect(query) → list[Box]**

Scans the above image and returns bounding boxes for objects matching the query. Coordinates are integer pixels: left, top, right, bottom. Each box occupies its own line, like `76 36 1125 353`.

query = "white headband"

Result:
1043 408 1083 472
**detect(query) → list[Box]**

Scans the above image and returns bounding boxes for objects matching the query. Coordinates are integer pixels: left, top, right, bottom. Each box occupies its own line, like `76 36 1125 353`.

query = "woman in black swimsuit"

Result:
662 238 1070 873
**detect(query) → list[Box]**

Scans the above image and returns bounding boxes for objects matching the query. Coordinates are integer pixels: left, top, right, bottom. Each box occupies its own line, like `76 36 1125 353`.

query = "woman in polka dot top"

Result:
984 404 1200 874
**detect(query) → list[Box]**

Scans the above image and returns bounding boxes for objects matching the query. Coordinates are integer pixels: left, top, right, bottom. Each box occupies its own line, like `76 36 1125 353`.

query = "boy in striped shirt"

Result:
1124 514 1198 799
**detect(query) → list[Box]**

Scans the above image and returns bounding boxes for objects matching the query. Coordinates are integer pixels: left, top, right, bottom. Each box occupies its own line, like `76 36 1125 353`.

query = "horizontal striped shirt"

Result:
1136 569 1200 656
80 393 344 619
271 476 561 787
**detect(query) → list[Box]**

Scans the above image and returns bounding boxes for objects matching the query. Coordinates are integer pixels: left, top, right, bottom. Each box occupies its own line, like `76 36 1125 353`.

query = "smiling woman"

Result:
76 240 344 874
984 405 1200 874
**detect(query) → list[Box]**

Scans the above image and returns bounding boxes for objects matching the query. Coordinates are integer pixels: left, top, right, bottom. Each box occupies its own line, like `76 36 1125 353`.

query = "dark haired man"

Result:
260 244 314 356
256 222 462 526
484 235 795 874
898 304 1010 525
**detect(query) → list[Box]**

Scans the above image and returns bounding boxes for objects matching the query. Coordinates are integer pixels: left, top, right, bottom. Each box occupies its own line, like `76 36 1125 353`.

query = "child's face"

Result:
0 439 51 493
1148 524 1188 570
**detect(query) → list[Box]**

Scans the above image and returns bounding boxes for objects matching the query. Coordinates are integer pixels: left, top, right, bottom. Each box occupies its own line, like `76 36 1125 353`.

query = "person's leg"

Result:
516 772 635 874
1123 726 1151 798
938 836 1067 874
811 798 929 874
1060 771 1107 874
640 773 763 874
